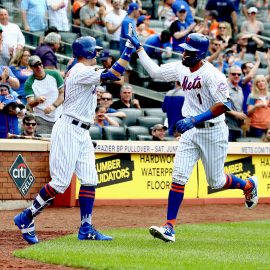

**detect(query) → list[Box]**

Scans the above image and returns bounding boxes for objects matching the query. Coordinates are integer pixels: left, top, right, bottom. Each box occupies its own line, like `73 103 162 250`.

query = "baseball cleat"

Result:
14 209 39 244
244 176 258 209
149 225 175 242
78 224 112 241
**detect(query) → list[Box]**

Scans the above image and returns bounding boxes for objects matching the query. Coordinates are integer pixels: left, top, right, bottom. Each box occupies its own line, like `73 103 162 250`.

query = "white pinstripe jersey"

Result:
63 63 103 124
160 60 230 123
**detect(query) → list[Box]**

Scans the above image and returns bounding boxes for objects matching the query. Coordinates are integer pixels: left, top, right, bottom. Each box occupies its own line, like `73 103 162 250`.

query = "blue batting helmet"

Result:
179 33 209 67
72 36 103 59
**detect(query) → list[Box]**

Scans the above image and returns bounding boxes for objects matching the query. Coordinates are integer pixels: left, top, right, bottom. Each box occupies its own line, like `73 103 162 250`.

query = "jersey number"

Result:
197 93 202 104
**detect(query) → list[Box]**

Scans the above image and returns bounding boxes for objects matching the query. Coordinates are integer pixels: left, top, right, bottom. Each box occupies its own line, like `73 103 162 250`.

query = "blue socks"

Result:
166 183 185 228
223 174 252 190
79 185 95 226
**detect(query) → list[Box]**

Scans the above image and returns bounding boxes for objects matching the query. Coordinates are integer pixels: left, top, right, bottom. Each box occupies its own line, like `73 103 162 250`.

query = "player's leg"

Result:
149 130 200 242
201 123 258 209
14 119 79 244
75 131 112 241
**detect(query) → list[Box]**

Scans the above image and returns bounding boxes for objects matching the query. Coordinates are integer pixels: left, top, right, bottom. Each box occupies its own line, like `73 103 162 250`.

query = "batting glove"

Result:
126 25 141 50
176 117 195 133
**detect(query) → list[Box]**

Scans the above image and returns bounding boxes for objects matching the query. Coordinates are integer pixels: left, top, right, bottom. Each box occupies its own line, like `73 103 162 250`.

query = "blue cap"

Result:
128 3 139 15
137 15 151 25
100 50 111 61
172 3 186 15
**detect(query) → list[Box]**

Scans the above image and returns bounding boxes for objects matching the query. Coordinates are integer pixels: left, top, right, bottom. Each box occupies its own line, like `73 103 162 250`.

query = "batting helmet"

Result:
179 33 209 67
72 36 103 59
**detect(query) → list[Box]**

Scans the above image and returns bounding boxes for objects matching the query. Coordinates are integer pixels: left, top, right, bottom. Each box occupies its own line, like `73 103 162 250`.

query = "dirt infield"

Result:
1 203 270 270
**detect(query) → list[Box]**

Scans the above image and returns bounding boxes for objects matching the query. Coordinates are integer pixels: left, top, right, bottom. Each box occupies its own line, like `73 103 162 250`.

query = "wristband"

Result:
193 109 214 124
52 103 58 108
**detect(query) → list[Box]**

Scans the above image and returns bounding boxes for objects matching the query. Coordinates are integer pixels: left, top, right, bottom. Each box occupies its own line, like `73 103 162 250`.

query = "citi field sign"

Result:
9 154 35 196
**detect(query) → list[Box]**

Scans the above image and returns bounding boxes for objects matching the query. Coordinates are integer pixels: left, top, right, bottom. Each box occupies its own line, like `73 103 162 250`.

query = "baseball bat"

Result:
7 133 51 142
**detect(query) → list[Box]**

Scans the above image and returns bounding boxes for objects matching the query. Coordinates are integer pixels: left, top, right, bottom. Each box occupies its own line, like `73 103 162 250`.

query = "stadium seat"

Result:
103 126 127 140
118 108 143 126
109 116 124 126
144 108 166 121
90 126 103 140
126 125 150 140
137 116 164 130
137 134 153 141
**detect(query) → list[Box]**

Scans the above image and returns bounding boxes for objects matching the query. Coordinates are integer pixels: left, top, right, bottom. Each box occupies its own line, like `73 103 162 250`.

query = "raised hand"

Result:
126 23 141 50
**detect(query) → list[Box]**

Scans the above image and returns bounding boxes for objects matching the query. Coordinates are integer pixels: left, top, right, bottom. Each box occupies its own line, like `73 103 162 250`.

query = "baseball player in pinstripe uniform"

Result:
127 30 259 242
14 35 135 244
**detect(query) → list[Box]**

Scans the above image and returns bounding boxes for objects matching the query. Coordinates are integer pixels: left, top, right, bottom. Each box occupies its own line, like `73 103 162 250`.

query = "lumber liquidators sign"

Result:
9 154 35 196
198 155 270 198
96 153 134 188
76 153 198 199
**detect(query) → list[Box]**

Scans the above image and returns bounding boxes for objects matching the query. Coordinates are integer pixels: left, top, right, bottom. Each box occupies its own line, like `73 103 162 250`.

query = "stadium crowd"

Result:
0 0 270 142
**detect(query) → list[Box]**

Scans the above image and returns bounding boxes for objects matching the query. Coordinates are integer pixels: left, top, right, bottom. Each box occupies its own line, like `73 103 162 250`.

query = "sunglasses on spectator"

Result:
0 88 8 92
101 97 112 101
24 122 37 126
219 26 226 29
230 73 241 76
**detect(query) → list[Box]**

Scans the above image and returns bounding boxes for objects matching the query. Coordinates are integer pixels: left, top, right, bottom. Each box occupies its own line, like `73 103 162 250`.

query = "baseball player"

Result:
127 30 259 242
14 35 135 244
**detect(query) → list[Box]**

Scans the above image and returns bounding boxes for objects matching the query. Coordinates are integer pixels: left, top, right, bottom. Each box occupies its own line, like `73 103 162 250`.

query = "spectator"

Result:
158 0 175 27
80 0 106 47
96 85 106 104
99 50 124 98
34 32 62 70
169 4 196 53
171 0 194 25
0 83 23 138
236 32 264 55
136 15 156 39
247 75 270 138
99 91 126 118
21 113 41 137
205 0 238 34
72 0 87 34
9 48 33 105
216 21 233 48
151 123 167 141
123 0 142 10
105 0 127 50
0 65 20 90
205 9 219 38
239 51 261 114
143 29 172 65
99 0 114 13
262 127 270 142
21 0 47 44
226 65 248 141
120 2 140 54
162 81 184 136
25 55 64 135
186 0 197 17
111 84 141 109
241 7 264 36
47 0 70 32
206 38 227 63
94 104 119 134
0 8 25 65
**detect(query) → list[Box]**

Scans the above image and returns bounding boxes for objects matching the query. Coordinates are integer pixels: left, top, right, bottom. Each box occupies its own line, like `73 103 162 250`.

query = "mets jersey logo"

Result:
182 75 202 91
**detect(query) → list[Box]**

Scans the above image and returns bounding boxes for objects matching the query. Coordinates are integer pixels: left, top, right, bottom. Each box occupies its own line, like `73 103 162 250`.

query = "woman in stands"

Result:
94 105 119 135
9 48 33 105
216 21 234 48
247 75 270 138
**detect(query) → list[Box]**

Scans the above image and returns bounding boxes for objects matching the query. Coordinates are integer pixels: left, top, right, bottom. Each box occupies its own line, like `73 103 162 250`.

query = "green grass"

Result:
13 220 270 270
